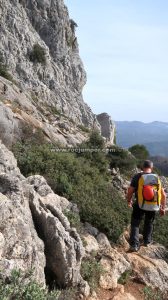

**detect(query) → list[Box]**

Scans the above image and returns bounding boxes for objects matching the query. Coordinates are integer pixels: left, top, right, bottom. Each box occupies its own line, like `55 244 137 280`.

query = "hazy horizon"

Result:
65 0 168 122
115 120 168 123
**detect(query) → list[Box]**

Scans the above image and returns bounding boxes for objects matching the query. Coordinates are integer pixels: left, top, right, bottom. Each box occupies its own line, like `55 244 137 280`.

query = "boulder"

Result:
84 222 99 237
99 247 131 290
82 234 99 255
96 233 111 249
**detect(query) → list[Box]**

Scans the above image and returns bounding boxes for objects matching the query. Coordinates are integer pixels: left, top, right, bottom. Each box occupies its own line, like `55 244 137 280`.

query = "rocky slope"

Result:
0 0 115 147
0 140 168 299
0 139 90 296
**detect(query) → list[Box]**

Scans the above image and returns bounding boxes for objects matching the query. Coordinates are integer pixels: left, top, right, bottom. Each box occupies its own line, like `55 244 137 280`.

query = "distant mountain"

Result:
116 121 168 157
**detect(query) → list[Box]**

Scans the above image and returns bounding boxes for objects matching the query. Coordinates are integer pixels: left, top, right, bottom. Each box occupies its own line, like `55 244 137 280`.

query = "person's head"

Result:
142 160 153 172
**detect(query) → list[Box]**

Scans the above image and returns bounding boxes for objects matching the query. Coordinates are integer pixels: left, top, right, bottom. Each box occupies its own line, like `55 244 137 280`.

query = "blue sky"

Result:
64 0 168 122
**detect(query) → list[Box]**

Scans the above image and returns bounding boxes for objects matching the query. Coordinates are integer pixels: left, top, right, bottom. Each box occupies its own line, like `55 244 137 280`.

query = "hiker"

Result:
127 160 166 252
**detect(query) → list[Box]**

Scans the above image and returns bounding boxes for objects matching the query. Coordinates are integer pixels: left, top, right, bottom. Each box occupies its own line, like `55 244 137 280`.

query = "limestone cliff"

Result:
0 0 93 124
0 0 116 147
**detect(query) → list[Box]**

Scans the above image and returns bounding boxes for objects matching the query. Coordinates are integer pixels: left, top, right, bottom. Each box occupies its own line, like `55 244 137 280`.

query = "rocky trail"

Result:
85 228 168 300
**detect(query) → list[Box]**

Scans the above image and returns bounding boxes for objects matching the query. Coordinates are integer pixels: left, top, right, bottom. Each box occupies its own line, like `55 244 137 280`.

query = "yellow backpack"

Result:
137 173 162 211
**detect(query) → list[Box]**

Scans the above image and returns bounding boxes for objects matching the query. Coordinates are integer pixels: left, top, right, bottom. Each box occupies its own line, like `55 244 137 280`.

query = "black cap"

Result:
143 160 153 169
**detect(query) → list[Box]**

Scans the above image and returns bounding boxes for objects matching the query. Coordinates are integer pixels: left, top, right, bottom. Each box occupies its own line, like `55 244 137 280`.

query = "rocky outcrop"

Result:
127 244 168 293
97 113 115 144
99 247 131 290
0 140 46 286
0 76 88 147
0 0 97 127
0 140 88 293
26 175 85 288
0 188 46 285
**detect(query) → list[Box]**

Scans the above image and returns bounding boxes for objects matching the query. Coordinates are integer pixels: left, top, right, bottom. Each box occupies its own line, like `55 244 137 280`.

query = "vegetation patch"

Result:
128 144 149 168
0 64 13 81
107 145 136 175
30 44 46 65
0 54 13 82
118 270 132 285
78 124 90 133
143 286 163 300
0 269 60 300
81 258 104 291
64 210 82 232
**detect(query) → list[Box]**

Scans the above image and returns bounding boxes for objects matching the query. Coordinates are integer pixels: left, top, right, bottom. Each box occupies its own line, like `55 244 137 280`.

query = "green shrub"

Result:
128 144 149 168
64 210 82 232
67 35 74 47
0 269 60 300
87 130 105 149
143 286 163 300
77 131 108 173
81 258 104 291
118 270 132 285
0 63 13 81
78 124 90 133
48 105 62 116
107 145 136 174
153 214 168 249
30 44 46 65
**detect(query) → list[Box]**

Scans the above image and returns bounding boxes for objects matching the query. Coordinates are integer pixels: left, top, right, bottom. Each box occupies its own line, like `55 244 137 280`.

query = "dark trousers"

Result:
130 203 155 247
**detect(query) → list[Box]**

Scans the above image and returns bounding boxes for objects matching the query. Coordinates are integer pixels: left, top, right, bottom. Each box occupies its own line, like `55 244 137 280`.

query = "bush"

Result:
153 214 168 249
78 124 90 133
0 269 60 300
107 145 136 174
129 144 149 167
30 44 46 65
81 258 104 291
87 130 105 149
0 63 13 81
143 286 163 300
77 130 108 174
64 210 81 232
118 270 132 285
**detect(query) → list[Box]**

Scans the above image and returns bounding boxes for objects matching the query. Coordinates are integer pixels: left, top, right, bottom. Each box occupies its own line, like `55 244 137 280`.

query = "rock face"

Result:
0 0 118 149
0 142 46 285
0 0 96 127
0 140 86 290
26 175 85 287
97 113 115 144
0 76 88 148
0 0 105 148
